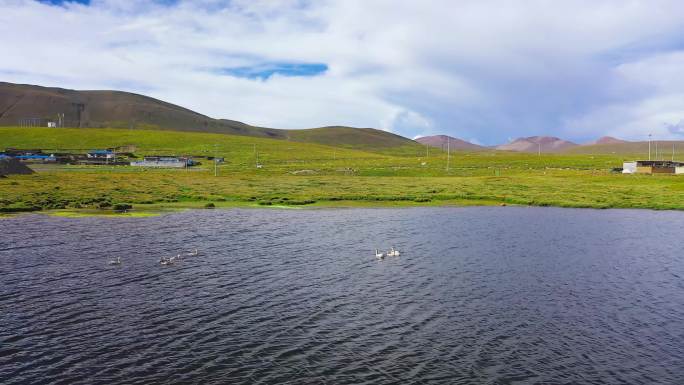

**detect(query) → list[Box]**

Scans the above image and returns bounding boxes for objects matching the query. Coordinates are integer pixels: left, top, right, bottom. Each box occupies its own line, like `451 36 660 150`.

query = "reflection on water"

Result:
1 207 683 384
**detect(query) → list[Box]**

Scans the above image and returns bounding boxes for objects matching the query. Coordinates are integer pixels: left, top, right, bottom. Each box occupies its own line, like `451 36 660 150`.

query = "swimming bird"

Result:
388 247 400 257
375 249 385 259
186 248 198 257
159 256 174 266
108 257 122 265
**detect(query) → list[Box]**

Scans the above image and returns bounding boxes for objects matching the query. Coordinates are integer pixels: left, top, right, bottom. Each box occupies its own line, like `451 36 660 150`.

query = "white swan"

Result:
160 256 174 266
388 247 400 257
375 249 385 258
108 257 121 265
186 248 198 257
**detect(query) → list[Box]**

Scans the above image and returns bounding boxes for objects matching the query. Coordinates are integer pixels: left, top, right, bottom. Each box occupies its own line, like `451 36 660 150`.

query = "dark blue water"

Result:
1 207 683 384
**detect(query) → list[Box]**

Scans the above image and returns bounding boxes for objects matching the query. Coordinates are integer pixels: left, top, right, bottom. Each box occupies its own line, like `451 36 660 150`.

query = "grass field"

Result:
2 127 684 213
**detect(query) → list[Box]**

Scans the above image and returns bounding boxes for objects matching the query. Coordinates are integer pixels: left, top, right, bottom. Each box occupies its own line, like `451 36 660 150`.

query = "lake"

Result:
1 207 683 384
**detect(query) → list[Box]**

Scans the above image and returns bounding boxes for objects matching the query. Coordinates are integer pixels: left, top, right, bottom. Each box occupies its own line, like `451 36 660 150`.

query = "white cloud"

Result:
468 138 483 146
565 51 684 140
2 0 684 143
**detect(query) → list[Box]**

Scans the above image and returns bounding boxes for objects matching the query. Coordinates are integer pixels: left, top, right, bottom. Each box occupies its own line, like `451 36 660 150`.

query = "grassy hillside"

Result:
285 126 421 152
2 127 684 213
0 127 386 167
0 82 419 152
0 82 280 137
566 140 684 158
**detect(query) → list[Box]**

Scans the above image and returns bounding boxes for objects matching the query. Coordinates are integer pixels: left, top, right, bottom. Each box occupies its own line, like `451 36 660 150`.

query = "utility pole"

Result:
648 134 652 160
673 143 675 161
446 137 450 172
214 144 218 177
655 141 659 161
72 103 85 128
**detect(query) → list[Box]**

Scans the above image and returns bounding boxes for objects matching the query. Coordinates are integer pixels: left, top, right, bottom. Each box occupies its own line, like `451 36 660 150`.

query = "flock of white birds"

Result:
107 249 199 266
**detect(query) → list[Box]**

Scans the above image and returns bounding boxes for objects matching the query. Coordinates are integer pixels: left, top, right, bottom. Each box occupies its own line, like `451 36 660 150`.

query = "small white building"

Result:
622 161 637 174
131 156 193 168
47 122 57 128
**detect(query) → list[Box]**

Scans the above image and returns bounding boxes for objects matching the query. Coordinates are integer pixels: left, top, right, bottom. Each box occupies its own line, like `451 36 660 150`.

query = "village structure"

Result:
130 156 198 168
622 160 684 175
0 147 201 168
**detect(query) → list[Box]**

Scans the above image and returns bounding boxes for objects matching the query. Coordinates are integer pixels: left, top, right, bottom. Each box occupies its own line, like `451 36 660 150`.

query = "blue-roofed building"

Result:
87 150 115 159
16 154 56 161
11 154 57 163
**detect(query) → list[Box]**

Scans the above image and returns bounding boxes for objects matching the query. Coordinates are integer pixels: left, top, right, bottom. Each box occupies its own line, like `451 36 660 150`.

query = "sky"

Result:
2 0 684 145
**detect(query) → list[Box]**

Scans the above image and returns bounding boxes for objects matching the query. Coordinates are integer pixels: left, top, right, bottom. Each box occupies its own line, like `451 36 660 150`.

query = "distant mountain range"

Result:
494 135 635 153
415 135 485 151
1 82 645 154
416 135 636 153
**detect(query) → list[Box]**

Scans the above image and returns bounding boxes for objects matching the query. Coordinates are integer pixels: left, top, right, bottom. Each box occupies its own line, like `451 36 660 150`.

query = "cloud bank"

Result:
2 0 684 144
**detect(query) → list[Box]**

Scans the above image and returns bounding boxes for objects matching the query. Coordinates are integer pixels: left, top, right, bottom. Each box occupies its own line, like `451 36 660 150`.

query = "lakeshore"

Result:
3 170 684 214
3 127 684 213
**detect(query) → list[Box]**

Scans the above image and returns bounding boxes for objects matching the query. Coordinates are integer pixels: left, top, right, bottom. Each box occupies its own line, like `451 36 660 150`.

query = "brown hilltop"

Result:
415 135 484 151
496 136 577 152
0 81 274 136
587 136 629 145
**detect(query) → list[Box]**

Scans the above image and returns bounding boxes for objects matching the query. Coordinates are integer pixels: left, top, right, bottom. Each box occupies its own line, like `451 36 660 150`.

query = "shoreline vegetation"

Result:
0 199 507 219
3 127 684 216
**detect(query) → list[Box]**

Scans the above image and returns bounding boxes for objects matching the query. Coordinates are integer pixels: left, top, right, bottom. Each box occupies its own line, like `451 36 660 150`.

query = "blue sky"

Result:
3 0 684 144
218 63 328 80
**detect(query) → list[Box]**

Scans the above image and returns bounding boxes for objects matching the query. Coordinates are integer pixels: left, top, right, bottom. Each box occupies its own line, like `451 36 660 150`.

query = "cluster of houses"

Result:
0 148 200 168
0 149 57 162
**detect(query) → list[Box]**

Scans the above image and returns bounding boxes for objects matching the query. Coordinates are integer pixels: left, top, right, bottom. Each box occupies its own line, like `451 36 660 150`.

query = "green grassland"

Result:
2 127 683 214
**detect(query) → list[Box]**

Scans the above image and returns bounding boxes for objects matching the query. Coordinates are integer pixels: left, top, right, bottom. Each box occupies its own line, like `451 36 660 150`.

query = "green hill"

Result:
0 82 420 153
